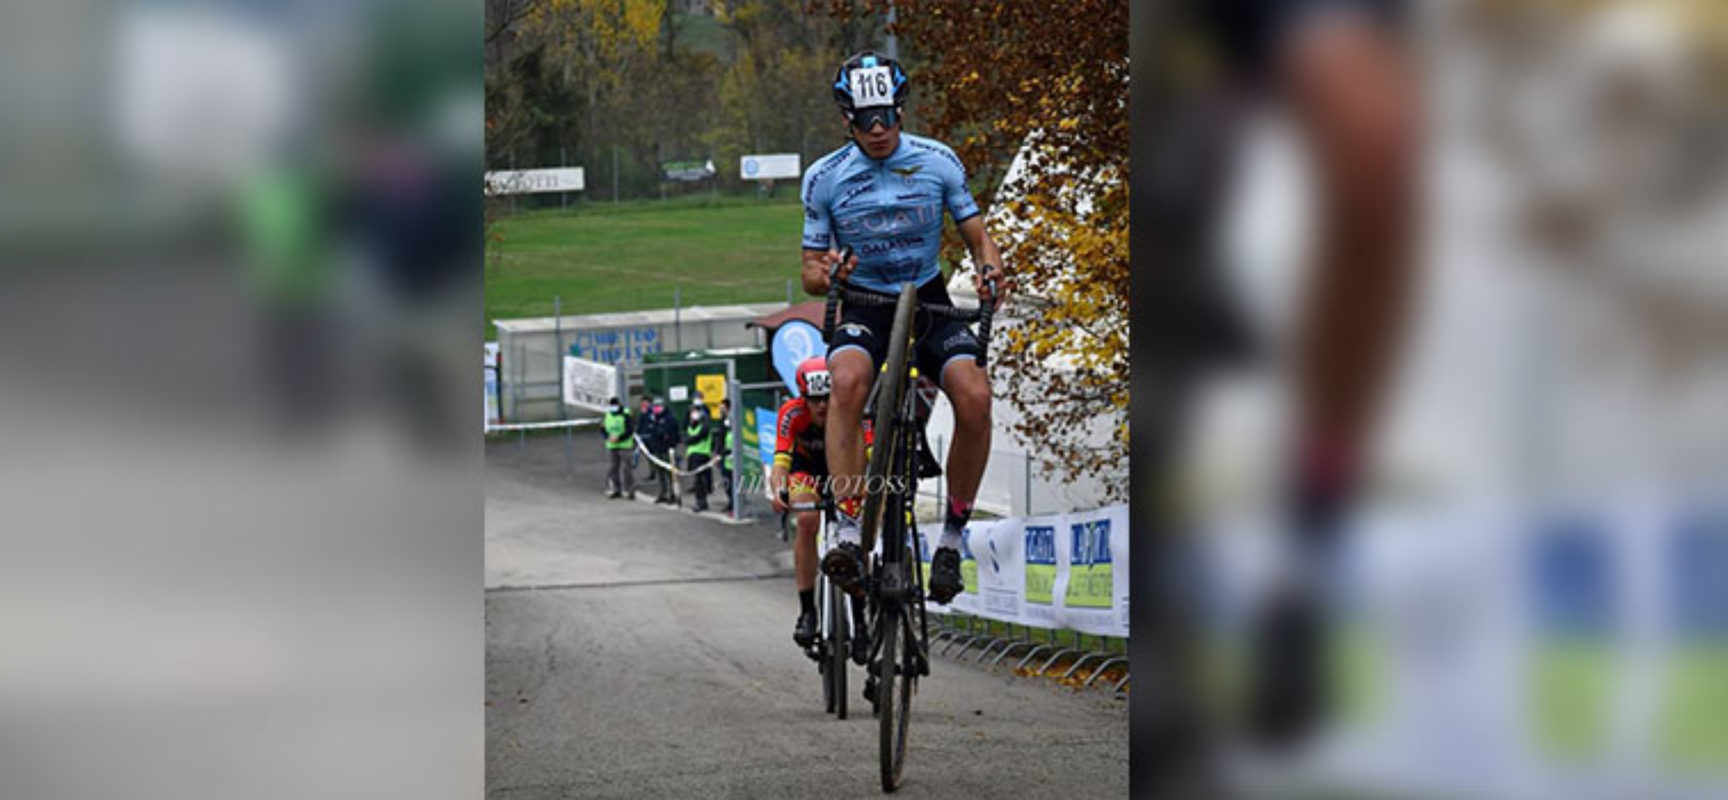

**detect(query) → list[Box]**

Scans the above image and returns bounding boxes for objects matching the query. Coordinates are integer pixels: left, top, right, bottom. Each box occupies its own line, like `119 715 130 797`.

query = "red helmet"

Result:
795 357 832 398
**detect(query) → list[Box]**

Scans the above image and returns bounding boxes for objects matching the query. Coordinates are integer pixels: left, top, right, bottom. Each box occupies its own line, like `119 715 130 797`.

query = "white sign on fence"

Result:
486 167 585 195
740 153 801 181
562 355 616 412
925 504 1129 638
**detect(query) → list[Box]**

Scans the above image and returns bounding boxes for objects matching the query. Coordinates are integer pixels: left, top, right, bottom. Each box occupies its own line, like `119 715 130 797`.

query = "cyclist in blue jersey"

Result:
800 51 1010 605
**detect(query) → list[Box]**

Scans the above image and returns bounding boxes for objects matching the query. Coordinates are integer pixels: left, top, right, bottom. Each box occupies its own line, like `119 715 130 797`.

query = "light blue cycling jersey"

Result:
801 133 980 294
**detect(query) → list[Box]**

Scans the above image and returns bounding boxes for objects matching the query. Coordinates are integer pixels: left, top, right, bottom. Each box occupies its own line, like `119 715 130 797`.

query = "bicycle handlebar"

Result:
820 249 1000 367
977 277 997 370
828 284 989 323
822 246 851 343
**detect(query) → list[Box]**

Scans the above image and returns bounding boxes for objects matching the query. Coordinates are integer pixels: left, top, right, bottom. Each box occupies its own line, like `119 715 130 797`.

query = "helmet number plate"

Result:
850 66 894 108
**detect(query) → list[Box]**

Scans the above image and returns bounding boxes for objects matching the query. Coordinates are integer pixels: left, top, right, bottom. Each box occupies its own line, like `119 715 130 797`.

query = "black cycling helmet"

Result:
832 51 909 130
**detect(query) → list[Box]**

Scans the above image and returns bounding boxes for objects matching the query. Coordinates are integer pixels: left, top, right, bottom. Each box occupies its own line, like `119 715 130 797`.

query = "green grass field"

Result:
484 194 806 337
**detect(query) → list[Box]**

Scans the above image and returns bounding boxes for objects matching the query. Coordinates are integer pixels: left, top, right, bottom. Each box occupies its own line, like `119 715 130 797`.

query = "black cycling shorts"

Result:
827 276 983 386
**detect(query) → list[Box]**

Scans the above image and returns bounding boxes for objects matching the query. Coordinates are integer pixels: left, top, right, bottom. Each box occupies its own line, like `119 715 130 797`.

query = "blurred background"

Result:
1135 0 1728 796
0 0 481 797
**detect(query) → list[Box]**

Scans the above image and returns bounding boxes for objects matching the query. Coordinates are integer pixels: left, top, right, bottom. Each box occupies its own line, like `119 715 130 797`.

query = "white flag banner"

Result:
924 504 1128 638
562 355 615 412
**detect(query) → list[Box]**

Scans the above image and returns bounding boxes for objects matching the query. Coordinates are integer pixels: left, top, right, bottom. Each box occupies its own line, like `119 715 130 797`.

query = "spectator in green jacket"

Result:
602 397 635 499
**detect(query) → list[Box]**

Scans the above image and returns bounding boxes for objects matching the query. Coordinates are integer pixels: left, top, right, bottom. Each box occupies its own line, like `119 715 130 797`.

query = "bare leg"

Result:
825 348 873 517
1282 13 1421 524
793 506 820 593
939 358 994 508
1246 12 1421 750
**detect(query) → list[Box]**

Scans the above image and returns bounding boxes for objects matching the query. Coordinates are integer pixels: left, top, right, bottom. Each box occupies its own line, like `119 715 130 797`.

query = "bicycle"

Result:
786 495 867 719
822 248 997 792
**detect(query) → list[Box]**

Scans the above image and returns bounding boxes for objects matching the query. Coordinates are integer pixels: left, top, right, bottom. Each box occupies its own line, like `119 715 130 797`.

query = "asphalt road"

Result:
486 432 1127 798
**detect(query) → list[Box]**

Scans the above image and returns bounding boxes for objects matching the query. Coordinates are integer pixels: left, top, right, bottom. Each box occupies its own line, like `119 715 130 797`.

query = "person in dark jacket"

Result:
648 397 678 504
716 398 734 512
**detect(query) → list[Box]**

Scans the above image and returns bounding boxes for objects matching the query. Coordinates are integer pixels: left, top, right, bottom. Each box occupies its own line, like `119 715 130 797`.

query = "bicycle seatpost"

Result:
977 277 998 370
823 245 853 343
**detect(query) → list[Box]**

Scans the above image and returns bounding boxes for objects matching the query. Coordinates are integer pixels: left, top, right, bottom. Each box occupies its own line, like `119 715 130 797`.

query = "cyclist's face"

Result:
806 395 829 425
847 111 900 159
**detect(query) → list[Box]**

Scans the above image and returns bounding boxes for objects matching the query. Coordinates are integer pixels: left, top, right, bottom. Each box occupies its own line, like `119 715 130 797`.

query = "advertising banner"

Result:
561 355 616 412
738 407 765 496
485 167 585 195
695 374 727 416
770 320 823 396
663 159 716 182
755 406 777 472
924 504 1129 638
740 154 801 181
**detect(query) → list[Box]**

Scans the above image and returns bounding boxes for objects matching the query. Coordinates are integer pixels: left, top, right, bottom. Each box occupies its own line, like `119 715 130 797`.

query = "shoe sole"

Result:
821 553 864 595
928 572 962 605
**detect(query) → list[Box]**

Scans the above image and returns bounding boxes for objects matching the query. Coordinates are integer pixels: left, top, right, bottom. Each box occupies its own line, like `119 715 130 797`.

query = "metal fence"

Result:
931 617 1129 695
487 145 820 209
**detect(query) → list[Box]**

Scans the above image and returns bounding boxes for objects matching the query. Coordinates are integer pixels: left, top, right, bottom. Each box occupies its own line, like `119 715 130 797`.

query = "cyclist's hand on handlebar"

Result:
975 262 1010 309
824 249 858 288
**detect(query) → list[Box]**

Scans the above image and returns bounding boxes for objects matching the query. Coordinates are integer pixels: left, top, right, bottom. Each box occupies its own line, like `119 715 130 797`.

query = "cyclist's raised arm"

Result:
956 215 1009 307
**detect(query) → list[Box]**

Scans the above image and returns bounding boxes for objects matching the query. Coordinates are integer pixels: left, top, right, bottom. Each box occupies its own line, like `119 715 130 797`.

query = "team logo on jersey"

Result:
837 182 875 209
838 322 873 341
837 204 938 237
890 165 922 186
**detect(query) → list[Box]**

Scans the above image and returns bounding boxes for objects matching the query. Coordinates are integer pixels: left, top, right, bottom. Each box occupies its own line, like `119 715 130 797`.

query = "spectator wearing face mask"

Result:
601 396 635 499
683 394 720 512
648 397 678 504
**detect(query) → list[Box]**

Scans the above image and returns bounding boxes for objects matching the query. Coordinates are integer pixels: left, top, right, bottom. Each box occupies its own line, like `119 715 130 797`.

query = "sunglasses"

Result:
847 105 899 132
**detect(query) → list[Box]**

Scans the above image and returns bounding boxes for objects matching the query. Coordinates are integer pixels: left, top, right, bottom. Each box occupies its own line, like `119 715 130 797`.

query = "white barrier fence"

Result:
924 504 1129 640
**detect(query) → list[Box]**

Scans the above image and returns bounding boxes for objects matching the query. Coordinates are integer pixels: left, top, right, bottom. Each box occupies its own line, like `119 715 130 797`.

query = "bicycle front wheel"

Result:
820 576 837 715
831 583 849 720
877 601 906 792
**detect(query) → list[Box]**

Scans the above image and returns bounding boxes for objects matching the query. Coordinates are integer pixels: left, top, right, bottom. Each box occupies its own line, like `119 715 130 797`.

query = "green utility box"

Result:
629 347 769 420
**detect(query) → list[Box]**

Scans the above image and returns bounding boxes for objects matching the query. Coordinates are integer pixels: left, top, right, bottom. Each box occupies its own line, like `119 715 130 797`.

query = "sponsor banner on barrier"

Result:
561 355 615 412
925 504 1129 638
738 407 762 487
1052 508 1128 636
